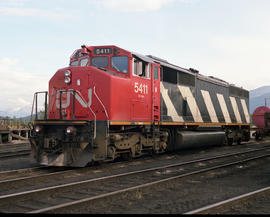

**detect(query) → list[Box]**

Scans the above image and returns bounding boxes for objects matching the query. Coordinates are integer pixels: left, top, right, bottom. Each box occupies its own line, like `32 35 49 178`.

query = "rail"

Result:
30 91 48 122
71 89 96 139
185 186 270 214
30 89 97 139
93 86 109 121
0 145 269 213
58 89 75 120
29 91 48 137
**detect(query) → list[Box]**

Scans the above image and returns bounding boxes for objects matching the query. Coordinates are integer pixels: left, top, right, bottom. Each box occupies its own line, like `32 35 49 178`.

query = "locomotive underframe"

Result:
29 120 250 167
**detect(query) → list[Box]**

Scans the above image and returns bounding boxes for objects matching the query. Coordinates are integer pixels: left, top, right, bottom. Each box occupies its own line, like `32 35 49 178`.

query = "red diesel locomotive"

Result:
29 45 250 167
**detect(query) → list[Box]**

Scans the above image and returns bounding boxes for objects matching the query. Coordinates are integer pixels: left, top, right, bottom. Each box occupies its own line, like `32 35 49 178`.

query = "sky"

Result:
1 0 270 117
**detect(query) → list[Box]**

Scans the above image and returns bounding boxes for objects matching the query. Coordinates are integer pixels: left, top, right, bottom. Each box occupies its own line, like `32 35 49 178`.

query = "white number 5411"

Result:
134 82 148 94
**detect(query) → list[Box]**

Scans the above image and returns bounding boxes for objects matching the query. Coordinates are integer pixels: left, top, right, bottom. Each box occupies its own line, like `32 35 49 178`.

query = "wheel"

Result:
237 138 242 145
227 138 233 146
122 152 132 161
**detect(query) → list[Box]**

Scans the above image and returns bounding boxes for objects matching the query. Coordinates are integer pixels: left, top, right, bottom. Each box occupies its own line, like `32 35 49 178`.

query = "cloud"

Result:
205 35 270 90
0 57 50 116
0 7 73 19
93 0 176 12
0 0 31 7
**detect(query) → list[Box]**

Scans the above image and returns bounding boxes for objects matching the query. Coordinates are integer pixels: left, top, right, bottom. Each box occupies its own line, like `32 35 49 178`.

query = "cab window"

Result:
154 66 159 80
91 56 108 68
133 58 150 78
80 57 89 66
111 56 128 73
70 60 79 66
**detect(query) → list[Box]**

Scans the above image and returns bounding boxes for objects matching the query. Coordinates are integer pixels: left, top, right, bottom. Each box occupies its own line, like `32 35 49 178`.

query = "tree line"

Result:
0 116 29 129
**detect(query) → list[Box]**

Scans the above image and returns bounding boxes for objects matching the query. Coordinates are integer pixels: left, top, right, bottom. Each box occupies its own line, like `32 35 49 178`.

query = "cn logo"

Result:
56 89 92 109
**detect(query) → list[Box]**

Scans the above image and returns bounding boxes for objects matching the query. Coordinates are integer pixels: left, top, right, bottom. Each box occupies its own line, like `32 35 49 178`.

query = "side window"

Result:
80 57 89 66
132 58 150 79
133 58 142 76
70 60 79 66
154 66 159 80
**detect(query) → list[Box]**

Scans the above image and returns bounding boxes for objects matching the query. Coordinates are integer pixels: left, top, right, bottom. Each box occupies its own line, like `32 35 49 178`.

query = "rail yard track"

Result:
185 186 270 214
0 142 30 159
0 149 31 159
0 142 30 150
0 142 270 213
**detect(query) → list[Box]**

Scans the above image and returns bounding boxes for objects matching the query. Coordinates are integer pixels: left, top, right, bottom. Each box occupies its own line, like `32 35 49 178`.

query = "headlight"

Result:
64 77 71 84
66 126 75 134
65 70 71 77
35 125 42 133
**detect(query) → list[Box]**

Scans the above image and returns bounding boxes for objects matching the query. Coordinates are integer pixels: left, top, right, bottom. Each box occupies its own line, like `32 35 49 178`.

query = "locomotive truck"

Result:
29 45 250 167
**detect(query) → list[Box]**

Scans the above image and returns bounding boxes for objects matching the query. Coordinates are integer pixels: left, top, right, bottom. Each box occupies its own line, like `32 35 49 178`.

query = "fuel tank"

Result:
174 131 226 150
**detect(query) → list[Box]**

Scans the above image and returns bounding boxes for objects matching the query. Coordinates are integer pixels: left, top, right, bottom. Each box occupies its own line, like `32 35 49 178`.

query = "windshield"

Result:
70 60 78 66
91 56 108 68
80 57 89 66
111 56 128 73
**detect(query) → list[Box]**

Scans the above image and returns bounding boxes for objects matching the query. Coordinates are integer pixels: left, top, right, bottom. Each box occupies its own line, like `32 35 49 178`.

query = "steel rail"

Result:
0 167 71 185
0 146 268 194
0 149 31 159
184 186 270 214
0 166 46 176
28 152 270 213
0 148 270 213
0 145 267 187
0 146 269 213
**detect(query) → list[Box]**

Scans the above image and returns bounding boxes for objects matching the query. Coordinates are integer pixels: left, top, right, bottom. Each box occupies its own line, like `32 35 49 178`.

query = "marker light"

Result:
35 125 42 133
66 126 75 134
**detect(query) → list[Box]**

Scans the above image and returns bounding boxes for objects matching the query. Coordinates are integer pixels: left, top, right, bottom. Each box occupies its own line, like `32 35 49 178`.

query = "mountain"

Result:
250 85 270 114
0 106 32 119
0 110 10 118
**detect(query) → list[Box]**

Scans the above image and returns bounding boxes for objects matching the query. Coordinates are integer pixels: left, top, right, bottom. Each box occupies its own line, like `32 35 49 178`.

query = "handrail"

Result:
93 86 109 120
29 91 48 137
58 89 76 120
66 89 96 139
30 93 36 122
30 89 97 139
30 91 48 122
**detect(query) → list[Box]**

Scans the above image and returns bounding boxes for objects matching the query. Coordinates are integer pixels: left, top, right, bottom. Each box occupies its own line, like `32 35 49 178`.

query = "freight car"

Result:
252 98 270 140
29 45 250 167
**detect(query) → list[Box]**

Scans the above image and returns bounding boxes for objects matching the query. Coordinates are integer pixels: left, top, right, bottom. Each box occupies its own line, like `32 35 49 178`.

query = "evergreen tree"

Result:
12 116 17 128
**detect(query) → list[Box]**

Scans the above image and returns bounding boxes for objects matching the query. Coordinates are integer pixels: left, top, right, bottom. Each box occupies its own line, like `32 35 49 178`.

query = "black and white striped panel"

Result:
160 82 184 122
160 81 250 124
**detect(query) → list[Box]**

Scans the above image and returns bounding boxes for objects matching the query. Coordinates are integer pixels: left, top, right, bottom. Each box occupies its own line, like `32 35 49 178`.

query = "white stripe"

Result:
178 85 203 122
216 93 231 123
160 83 184 122
240 99 250 123
230 96 242 123
201 90 218 123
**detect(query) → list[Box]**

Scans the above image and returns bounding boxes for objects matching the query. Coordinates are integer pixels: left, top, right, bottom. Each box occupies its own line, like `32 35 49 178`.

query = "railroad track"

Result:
0 149 31 159
0 142 30 150
185 186 270 214
0 145 270 213
0 142 31 159
0 166 70 183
